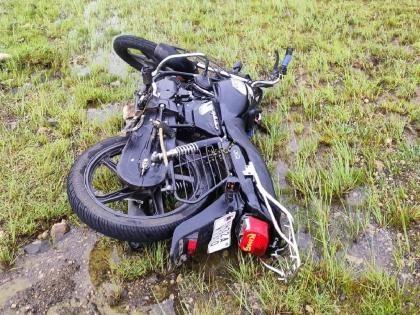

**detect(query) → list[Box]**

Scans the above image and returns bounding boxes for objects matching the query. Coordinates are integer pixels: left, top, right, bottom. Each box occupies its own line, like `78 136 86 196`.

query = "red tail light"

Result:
238 215 269 256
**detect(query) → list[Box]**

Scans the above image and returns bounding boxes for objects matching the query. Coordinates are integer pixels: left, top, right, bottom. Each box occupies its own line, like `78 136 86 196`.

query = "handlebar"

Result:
151 48 293 89
281 48 293 75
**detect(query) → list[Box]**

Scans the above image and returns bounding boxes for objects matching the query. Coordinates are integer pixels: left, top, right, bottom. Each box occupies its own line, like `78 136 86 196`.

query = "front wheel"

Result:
67 136 210 242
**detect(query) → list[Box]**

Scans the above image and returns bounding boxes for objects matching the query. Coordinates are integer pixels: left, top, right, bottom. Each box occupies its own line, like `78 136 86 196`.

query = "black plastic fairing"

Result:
169 194 229 263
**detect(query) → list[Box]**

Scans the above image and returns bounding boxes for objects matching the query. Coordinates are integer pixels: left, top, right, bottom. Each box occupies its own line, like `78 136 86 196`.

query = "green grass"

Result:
0 0 419 313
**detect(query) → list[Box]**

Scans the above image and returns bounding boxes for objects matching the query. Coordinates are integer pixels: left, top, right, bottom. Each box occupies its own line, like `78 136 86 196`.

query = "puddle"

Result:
93 49 128 78
87 103 120 123
341 223 396 275
275 159 290 189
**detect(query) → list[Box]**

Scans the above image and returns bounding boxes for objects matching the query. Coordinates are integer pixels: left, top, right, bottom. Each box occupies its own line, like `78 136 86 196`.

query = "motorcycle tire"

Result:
67 136 210 242
113 35 157 71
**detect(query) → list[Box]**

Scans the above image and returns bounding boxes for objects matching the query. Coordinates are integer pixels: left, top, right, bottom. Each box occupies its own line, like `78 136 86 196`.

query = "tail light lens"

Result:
238 215 269 256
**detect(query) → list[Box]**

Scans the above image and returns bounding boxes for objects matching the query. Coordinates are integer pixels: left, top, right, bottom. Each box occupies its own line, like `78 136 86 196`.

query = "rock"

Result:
0 52 11 62
50 220 70 241
10 303 17 309
24 240 49 254
47 118 59 127
305 304 314 314
363 98 369 103
169 279 175 285
110 80 121 88
37 230 49 240
122 102 135 121
148 299 175 315
169 293 175 300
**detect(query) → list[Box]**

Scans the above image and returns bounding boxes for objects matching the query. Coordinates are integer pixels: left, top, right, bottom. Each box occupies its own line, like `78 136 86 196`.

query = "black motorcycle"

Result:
67 35 300 279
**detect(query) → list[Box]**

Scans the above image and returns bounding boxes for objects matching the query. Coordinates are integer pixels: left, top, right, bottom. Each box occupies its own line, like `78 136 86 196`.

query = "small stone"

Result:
385 138 392 145
10 303 17 309
176 274 183 283
144 296 150 301
24 240 48 254
400 160 406 165
122 102 135 120
170 279 175 285
363 98 369 103
188 297 193 304
37 230 49 240
50 219 70 241
125 305 130 311
110 80 121 88
169 294 175 300
0 53 11 62
47 118 59 127
305 304 314 314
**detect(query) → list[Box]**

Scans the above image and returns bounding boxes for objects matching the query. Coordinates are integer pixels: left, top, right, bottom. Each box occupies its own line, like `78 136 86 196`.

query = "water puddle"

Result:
87 103 121 123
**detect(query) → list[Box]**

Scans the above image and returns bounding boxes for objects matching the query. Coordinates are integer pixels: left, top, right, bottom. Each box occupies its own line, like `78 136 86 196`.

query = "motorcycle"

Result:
67 35 300 279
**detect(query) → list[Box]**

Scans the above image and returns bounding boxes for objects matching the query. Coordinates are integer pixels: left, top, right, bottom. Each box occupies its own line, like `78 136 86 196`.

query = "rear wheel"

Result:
67 136 210 242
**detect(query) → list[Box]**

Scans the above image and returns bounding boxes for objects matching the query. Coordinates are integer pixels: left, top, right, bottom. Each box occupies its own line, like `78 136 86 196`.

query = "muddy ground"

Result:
1 214 417 315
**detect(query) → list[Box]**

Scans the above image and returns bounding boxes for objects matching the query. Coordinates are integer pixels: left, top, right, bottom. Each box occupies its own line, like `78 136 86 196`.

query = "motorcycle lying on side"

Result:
67 35 300 279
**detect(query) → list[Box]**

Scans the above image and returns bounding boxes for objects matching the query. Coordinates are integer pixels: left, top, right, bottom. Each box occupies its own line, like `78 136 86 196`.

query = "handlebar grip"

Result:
281 48 293 74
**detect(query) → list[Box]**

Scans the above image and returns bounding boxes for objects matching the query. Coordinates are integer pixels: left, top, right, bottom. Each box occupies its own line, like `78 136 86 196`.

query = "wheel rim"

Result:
83 139 204 218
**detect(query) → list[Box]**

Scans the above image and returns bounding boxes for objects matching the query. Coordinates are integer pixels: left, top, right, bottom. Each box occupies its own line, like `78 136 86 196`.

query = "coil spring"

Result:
175 181 192 190
175 143 199 155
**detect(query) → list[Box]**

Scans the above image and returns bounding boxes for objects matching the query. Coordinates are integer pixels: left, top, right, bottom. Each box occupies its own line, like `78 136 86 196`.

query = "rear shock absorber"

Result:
151 137 222 162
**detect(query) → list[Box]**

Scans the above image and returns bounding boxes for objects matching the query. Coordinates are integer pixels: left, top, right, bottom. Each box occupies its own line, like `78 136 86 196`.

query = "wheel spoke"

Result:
101 156 118 174
96 187 134 204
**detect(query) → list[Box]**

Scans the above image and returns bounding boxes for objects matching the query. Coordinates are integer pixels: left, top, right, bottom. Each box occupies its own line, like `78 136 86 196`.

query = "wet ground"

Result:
0 224 237 315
